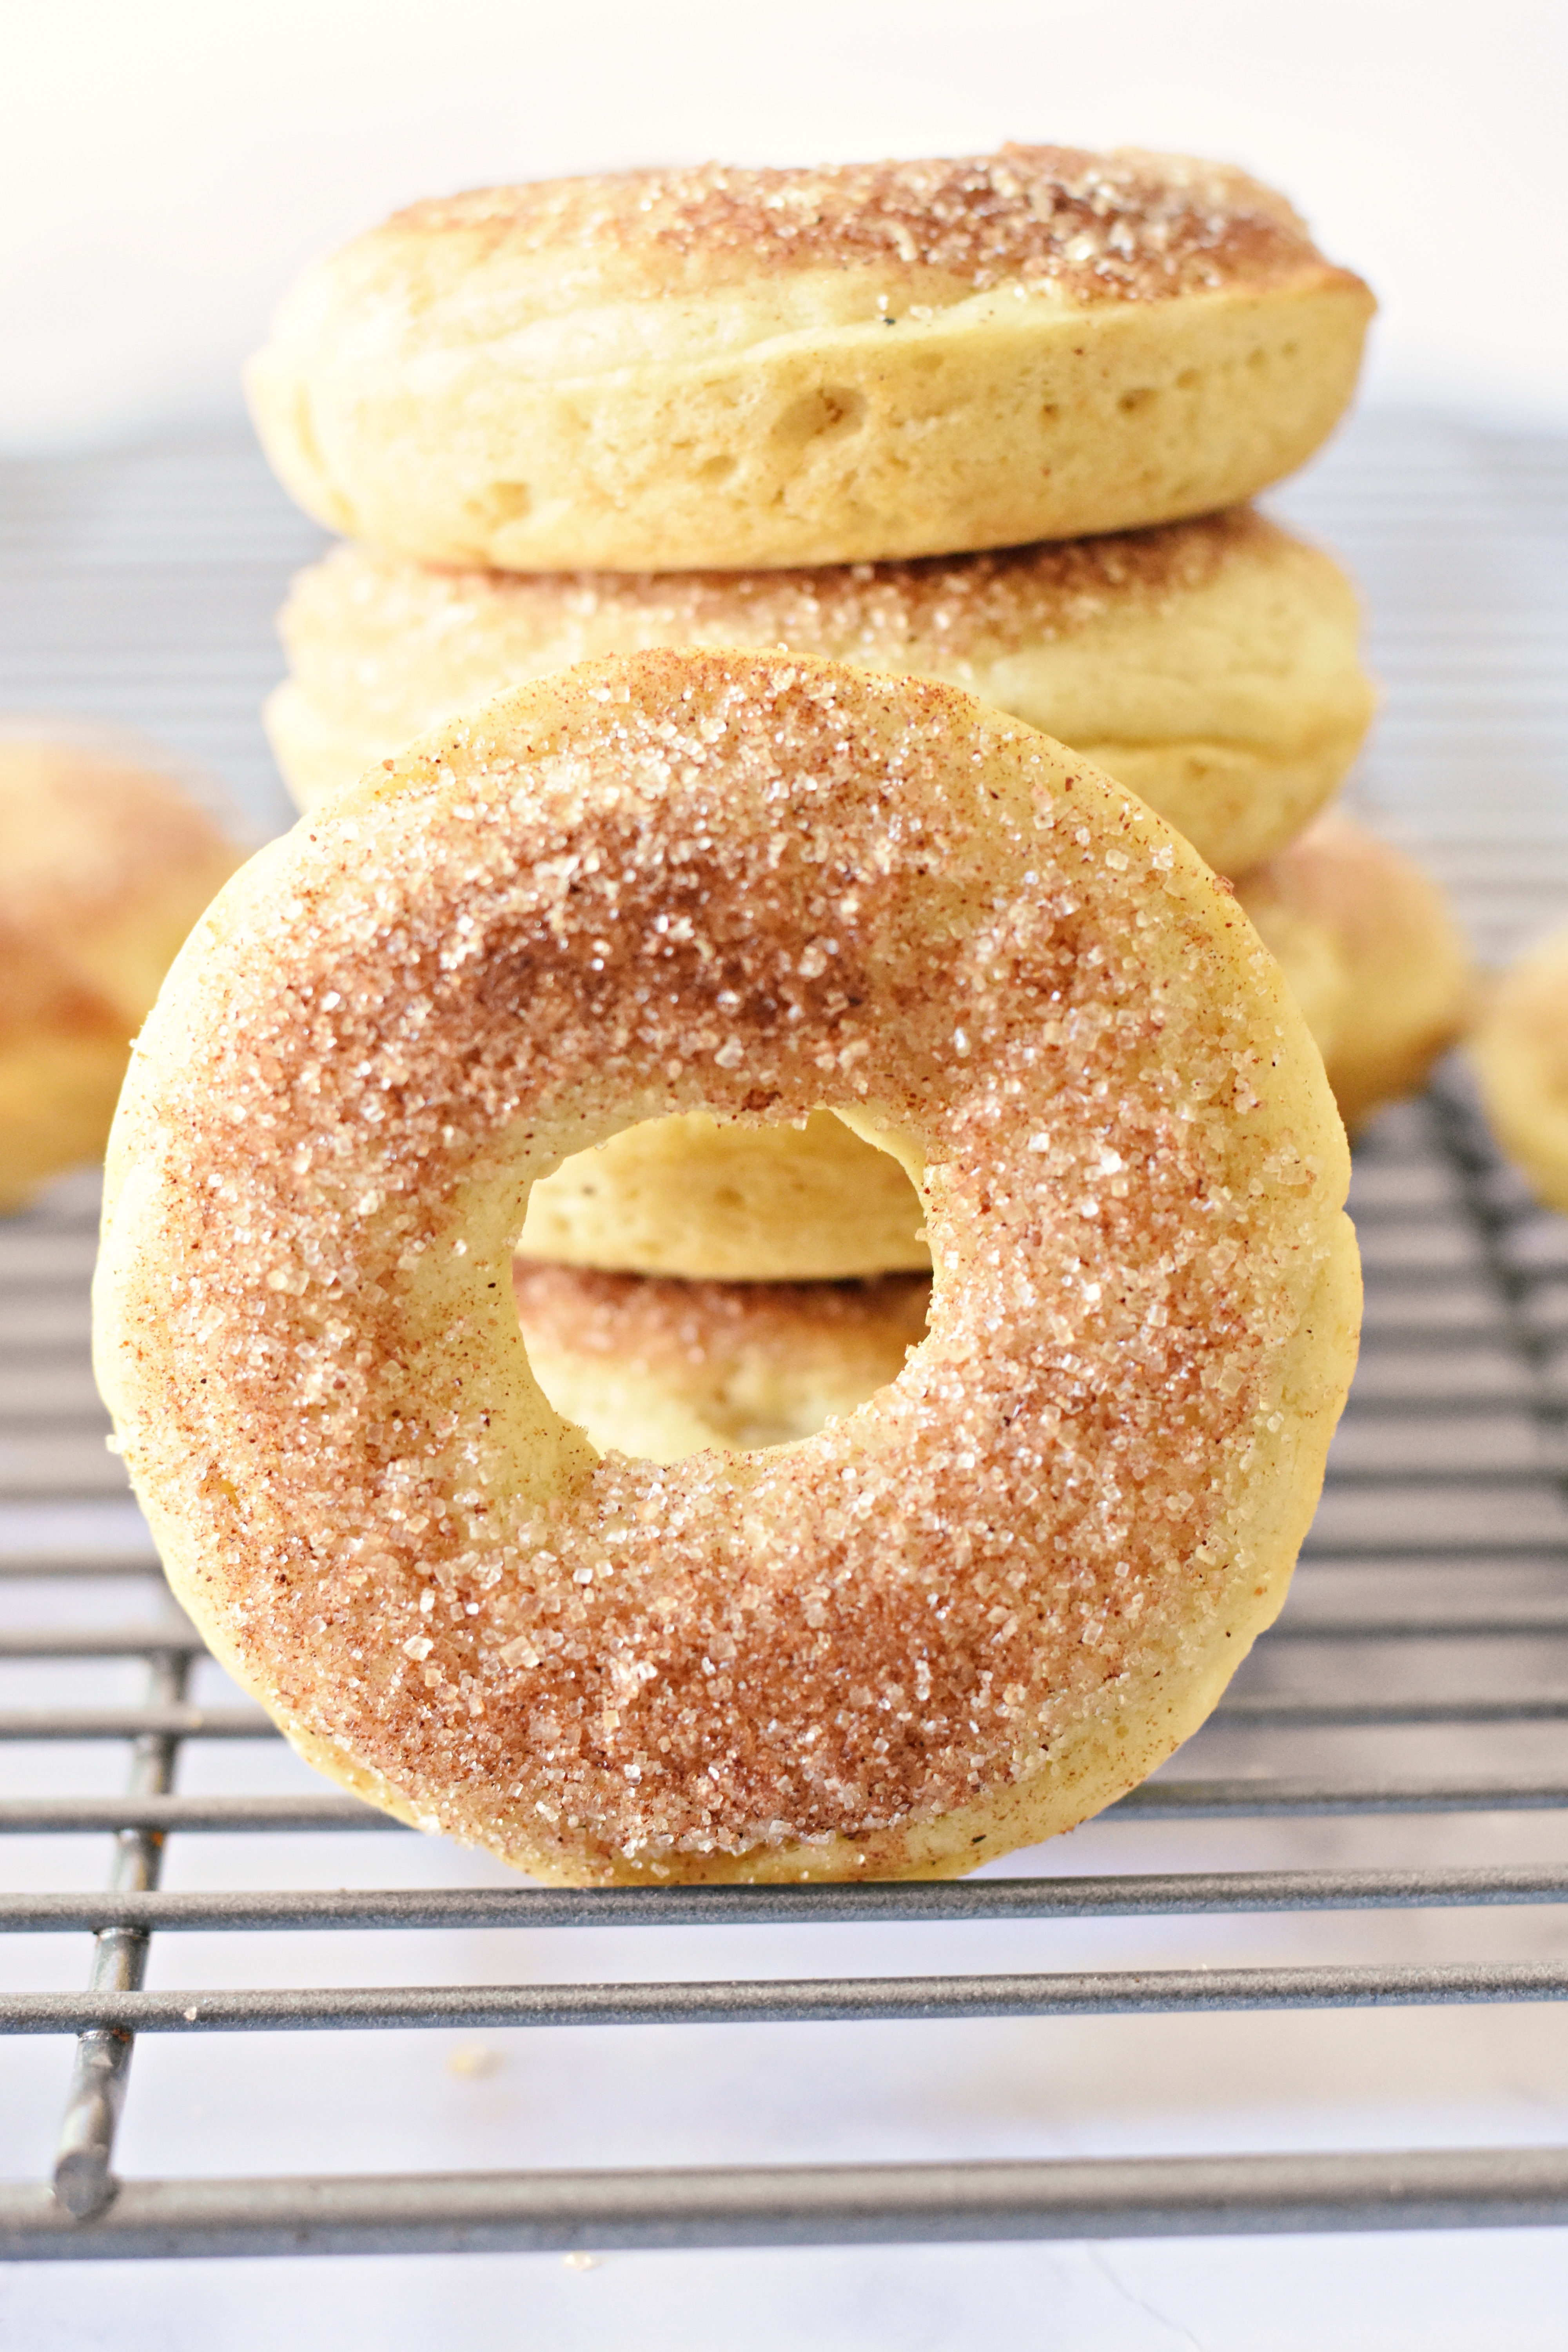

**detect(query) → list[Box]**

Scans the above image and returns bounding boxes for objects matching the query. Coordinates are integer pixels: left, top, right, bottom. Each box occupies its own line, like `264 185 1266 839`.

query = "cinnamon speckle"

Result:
395 144 1344 307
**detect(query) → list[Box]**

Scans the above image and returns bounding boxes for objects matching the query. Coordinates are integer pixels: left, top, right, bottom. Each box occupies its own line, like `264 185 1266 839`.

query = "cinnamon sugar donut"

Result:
247 147 1373 572
269 510 1374 875
1237 816 1474 1132
1470 928 1568 1213
512 1261 930 1464
0 736 242 1213
96 651 1359 1885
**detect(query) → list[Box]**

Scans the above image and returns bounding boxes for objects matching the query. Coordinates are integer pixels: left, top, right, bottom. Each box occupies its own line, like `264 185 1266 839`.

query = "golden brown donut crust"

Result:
1238 815 1474 1132
0 738 243 1213
247 146 1373 570
96 652 1359 1884
513 1261 930 1462
268 508 1373 877
391 149 1325 297
1470 928 1568 1214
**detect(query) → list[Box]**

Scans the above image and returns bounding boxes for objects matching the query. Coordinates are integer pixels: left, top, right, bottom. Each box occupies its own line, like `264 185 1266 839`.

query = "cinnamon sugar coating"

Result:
96 653 1359 1883
269 508 1374 886
513 1262 930 1379
512 1261 931 1460
396 146 1330 306
302 509 1265 674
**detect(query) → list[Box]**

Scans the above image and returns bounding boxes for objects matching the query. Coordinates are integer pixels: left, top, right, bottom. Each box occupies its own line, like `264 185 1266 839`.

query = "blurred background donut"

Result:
0 733 242 1211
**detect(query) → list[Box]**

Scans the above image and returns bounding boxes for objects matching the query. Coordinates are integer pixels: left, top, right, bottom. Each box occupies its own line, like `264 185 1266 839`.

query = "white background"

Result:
4 0 1567 449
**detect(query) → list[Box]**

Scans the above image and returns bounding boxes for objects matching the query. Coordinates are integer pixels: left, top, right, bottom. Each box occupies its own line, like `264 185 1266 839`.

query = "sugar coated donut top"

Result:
511 1260 931 1461
511 1263 931 1389
275 509 1341 704
269 508 1372 878
298 507 1276 674
96 652 1358 1883
392 145 1329 303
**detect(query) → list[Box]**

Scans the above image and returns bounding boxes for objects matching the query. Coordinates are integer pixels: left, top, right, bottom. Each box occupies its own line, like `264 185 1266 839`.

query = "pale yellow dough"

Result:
1470 929 1568 1214
0 738 242 1214
268 510 1373 877
522 1109 927 1281
248 146 1372 570
1239 816 1474 1133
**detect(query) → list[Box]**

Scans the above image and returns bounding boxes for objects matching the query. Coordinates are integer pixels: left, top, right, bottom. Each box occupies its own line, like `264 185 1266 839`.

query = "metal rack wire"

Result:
5 1072 1568 2256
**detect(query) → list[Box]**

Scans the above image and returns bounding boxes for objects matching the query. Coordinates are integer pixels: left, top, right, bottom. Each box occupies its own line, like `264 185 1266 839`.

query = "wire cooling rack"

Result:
6 1070 1568 2258
2 411 1568 2267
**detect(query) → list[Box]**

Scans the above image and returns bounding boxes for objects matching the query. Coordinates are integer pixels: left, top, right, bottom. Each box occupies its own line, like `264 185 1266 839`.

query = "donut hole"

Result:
771 385 868 452
508 1111 931 1461
512 1260 931 1466
517 1111 929 1282
697 453 737 484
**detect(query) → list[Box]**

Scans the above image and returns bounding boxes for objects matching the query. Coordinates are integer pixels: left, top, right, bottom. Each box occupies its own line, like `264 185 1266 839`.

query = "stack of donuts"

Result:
247 146 1461 1460
96 147 1379 1887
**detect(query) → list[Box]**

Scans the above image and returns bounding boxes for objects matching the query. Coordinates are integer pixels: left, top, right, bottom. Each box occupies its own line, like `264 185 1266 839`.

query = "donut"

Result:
1236 815 1474 1132
0 736 242 1214
247 146 1373 572
95 650 1359 1885
268 509 1374 875
512 1260 930 1465
1470 929 1568 1213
